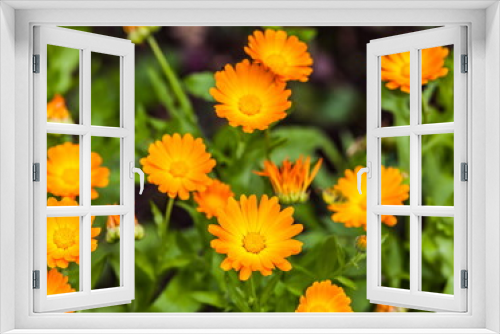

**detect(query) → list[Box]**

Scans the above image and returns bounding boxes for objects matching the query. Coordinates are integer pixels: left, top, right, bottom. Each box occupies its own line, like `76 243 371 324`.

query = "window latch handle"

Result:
130 162 144 195
357 162 371 195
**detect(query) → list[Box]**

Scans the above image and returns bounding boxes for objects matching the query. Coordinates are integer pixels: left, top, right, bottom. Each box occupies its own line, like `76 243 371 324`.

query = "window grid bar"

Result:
373 205 454 217
46 123 129 138
373 123 454 138
46 205 130 217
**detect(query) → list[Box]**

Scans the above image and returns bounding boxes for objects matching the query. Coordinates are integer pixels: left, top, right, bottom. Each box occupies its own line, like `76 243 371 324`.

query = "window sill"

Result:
4 329 497 334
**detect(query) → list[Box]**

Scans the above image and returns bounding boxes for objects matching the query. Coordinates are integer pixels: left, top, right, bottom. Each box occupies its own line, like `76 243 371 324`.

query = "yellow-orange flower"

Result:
296 280 353 312
47 142 109 200
123 26 160 44
47 268 75 295
140 133 216 200
255 156 322 204
356 235 367 251
209 194 303 281
244 29 313 82
376 304 405 312
381 46 449 93
328 166 409 229
47 94 72 123
209 59 292 133
194 180 234 219
47 197 101 268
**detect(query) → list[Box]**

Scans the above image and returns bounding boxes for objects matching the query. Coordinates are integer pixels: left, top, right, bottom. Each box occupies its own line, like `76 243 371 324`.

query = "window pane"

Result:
92 215 121 290
380 136 410 205
380 51 410 127
381 215 410 290
91 52 121 127
47 45 80 124
421 133 454 206
47 134 81 205
46 216 81 295
90 136 121 205
421 216 454 295
420 45 453 124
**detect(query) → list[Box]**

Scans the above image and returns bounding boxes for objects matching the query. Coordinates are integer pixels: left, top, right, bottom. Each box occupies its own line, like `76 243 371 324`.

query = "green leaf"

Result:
149 271 201 312
183 72 215 102
272 126 343 186
150 201 163 228
190 291 225 308
259 273 282 306
90 250 107 288
134 249 156 283
46 45 80 98
159 255 193 274
335 276 357 290
224 271 251 312
175 230 195 255
317 235 346 279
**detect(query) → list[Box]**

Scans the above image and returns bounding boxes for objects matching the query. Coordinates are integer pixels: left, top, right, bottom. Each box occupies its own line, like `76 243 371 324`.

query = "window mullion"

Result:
409 47 420 294
81 48 92 294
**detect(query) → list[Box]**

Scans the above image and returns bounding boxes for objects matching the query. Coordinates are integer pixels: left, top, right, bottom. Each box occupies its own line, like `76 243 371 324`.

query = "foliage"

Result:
45 26 454 313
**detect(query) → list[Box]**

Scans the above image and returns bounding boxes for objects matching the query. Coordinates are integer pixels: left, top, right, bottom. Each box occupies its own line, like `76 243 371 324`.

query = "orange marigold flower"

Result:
255 156 322 204
209 194 303 281
296 280 353 312
47 142 109 200
381 47 449 93
140 133 216 200
194 179 234 219
376 304 405 312
244 29 313 82
47 94 72 123
209 59 292 133
356 235 367 251
123 26 160 44
328 166 409 229
47 197 101 268
47 268 75 295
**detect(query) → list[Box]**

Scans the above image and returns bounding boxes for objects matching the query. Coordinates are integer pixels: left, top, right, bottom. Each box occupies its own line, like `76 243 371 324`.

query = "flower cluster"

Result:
210 29 313 133
133 28 445 312
45 95 145 295
381 46 449 93
326 166 409 230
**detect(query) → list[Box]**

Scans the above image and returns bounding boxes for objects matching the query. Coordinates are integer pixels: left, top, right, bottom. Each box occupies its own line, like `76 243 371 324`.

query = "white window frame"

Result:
0 2 499 334
366 26 467 312
33 26 135 312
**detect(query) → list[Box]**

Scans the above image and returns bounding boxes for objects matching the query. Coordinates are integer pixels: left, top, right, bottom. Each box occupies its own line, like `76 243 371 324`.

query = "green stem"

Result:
164 196 175 236
235 130 248 161
249 276 260 312
146 35 196 123
158 197 175 267
264 128 271 160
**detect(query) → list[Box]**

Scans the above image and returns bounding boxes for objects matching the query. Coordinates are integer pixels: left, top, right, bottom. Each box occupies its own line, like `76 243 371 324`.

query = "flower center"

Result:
170 161 189 178
242 232 266 254
401 63 410 78
309 304 330 312
238 95 262 116
265 54 288 74
53 227 76 249
62 168 79 186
